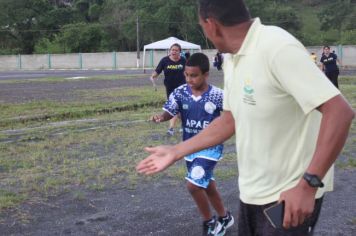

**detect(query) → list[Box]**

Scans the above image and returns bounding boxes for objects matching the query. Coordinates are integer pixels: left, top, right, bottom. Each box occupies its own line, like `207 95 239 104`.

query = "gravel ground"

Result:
0 167 355 236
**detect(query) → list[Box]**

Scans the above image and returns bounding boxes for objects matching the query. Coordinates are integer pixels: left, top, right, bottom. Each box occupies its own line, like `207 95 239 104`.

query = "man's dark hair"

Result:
198 0 251 26
186 52 210 74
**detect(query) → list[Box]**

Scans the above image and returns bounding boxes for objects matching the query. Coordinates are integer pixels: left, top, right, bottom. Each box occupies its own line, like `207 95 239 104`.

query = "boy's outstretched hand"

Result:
150 114 162 123
136 145 178 175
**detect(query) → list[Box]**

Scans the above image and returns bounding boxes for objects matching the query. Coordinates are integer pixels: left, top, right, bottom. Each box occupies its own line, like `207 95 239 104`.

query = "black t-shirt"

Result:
155 56 186 89
320 53 339 73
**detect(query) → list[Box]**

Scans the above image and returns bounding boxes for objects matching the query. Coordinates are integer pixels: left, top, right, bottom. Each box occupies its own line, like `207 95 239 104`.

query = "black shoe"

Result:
216 211 234 236
203 216 222 236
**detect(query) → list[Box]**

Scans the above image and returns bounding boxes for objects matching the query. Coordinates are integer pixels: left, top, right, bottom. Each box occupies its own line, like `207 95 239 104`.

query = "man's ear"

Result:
203 71 210 79
205 18 223 38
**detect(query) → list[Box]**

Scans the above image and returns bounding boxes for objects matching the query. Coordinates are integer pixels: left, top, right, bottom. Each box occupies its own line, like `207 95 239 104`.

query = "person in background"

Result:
150 43 186 135
185 51 191 60
213 52 223 71
138 0 354 235
310 52 317 65
320 46 341 88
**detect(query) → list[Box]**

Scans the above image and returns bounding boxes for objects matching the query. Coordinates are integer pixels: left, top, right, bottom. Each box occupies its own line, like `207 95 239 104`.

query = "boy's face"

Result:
184 66 208 91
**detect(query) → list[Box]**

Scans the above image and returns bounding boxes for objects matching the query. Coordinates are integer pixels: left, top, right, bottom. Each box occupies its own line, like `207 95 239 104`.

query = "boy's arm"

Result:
150 111 173 123
137 111 235 175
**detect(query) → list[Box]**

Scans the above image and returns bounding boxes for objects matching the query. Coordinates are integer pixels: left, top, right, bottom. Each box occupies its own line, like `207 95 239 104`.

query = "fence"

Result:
0 46 355 71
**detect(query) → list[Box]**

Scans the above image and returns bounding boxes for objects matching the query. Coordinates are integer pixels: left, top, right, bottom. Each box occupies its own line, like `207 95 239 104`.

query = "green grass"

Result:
0 86 166 128
0 190 26 209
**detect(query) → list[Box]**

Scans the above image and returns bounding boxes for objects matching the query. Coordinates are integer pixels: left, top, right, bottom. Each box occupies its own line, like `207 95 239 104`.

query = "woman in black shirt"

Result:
320 46 341 88
150 43 186 135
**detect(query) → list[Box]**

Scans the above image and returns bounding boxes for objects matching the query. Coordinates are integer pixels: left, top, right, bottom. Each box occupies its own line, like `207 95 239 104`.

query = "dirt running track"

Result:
0 69 355 103
0 168 355 236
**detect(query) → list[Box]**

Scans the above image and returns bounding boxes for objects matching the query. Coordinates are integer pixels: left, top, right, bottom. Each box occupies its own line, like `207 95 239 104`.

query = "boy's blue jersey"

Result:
163 84 224 161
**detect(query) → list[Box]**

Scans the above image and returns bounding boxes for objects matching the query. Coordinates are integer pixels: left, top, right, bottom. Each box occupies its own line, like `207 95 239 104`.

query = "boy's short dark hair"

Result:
186 53 210 74
198 0 251 26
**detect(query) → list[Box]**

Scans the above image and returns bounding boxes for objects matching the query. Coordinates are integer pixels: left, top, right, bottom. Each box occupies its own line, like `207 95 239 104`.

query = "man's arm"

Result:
280 94 354 228
306 94 354 178
136 111 235 175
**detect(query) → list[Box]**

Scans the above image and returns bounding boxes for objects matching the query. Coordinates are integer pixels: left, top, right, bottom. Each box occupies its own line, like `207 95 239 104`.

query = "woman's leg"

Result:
326 70 339 88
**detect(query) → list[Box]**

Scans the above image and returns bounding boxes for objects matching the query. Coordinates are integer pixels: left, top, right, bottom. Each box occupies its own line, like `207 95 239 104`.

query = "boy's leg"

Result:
168 115 177 131
205 181 226 217
186 182 213 221
185 157 226 235
167 114 180 135
207 181 235 236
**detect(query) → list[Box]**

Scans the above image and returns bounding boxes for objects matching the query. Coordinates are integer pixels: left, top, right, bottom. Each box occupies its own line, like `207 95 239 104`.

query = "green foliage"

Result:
34 37 63 54
340 30 356 45
318 0 355 32
0 0 52 54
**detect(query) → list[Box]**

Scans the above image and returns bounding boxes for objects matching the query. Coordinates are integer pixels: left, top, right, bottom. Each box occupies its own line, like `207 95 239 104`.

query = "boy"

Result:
149 53 234 236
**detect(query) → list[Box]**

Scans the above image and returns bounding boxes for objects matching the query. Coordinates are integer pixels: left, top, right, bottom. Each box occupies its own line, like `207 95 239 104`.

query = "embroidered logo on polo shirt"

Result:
243 78 256 106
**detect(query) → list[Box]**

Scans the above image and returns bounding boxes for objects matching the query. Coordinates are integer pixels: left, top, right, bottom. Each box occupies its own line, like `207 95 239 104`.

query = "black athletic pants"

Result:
325 70 339 88
238 197 324 236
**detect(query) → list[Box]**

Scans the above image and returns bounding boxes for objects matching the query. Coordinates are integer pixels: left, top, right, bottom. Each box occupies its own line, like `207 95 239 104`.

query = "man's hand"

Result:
136 145 178 175
279 181 317 229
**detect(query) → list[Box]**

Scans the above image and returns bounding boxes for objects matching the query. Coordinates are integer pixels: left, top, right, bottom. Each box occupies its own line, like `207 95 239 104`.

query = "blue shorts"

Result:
184 145 223 162
185 158 217 188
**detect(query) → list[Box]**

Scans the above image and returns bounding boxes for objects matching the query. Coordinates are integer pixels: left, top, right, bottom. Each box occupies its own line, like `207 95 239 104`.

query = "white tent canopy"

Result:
143 37 201 70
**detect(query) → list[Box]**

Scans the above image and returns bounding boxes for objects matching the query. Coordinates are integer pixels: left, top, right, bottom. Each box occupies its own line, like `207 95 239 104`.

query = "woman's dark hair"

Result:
186 52 210 74
198 0 251 26
323 46 330 50
170 43 182 52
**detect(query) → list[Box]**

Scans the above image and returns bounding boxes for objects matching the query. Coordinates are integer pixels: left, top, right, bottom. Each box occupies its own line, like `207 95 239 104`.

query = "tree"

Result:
317 0 356 44
0 0 80 54
318 0 354 31
246 0 302 35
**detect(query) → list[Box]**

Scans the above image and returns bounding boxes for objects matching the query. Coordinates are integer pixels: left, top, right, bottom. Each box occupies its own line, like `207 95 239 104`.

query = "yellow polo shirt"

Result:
223 18 340 205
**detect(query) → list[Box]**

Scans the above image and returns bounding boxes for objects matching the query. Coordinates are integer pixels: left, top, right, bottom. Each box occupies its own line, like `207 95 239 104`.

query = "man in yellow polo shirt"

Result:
136 1 355 235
